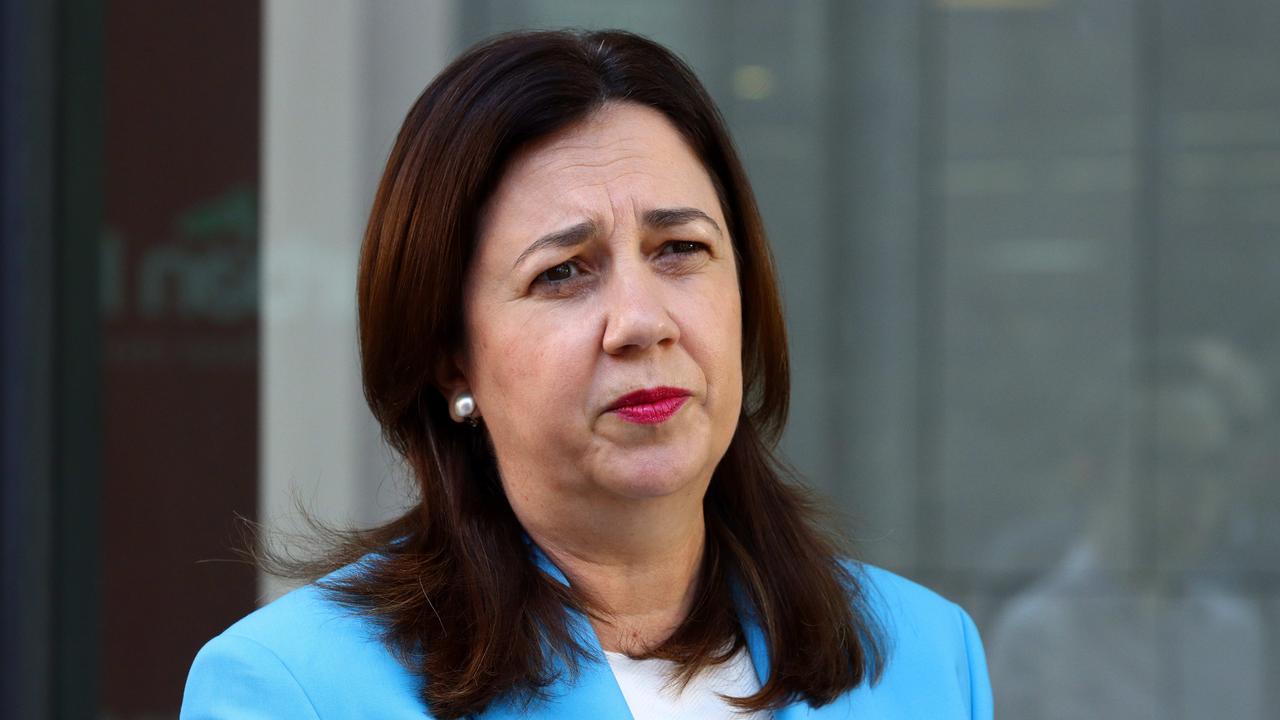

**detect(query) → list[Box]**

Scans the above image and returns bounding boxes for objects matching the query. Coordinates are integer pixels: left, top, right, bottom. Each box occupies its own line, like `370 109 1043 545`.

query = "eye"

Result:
662 240 709 255
531 260 590 294
537 261 577 284
657 240 711 265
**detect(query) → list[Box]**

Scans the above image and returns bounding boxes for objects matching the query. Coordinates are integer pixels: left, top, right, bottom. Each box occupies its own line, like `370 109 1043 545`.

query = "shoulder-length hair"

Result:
280 28 884 719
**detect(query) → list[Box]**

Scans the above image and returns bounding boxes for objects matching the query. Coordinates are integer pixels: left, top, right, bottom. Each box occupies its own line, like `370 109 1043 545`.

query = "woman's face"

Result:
459 101 743 516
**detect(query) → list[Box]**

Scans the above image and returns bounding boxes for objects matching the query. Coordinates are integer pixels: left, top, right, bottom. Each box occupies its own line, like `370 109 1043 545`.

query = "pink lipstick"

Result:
607 386 691 425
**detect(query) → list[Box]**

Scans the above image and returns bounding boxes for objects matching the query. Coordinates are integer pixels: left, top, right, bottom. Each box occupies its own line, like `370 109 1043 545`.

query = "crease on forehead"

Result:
510 173 714 253
478 102 719 254
512 102 690 181
522 139 648 180
483 141 650 236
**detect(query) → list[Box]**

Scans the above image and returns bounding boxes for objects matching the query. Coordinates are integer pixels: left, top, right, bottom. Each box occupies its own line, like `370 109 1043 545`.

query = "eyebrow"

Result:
511 207 723 270
642 207 723 237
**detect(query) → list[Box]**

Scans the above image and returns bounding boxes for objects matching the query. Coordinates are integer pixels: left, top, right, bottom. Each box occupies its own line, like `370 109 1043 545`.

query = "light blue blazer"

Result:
181 551 992 719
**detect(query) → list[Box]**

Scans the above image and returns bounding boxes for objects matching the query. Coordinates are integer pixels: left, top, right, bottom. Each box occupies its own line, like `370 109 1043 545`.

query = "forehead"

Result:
478 102 724 246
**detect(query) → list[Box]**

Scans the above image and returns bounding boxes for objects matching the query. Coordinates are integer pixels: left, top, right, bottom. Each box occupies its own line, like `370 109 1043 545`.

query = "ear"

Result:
433 352 478 414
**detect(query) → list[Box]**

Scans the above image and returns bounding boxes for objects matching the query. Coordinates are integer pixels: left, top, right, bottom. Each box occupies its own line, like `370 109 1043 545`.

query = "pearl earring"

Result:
450 391 478 425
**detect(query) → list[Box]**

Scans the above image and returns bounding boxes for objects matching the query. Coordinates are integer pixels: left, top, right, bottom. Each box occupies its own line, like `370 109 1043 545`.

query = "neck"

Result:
525 494 707 655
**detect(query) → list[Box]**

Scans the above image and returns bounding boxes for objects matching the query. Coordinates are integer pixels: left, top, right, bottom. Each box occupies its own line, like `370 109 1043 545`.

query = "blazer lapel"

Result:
737 589 772 688
478 543 633 720
494 541 826 719
735 582 825 720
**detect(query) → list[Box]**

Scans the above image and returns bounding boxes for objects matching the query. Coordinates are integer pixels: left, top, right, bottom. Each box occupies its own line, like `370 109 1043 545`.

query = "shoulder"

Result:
180 565 427 719
849 562 971 642
835 561 994 719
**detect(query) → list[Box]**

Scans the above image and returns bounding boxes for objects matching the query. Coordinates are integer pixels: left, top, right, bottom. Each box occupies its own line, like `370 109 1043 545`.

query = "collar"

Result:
475 542 633 719
488 539 810 719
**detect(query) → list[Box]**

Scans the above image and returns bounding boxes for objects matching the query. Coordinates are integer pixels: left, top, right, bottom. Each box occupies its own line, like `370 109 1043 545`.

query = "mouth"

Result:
605 386 693 425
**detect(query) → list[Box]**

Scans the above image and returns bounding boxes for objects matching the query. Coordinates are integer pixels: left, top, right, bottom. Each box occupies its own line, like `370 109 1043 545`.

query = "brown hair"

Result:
278 29 885 718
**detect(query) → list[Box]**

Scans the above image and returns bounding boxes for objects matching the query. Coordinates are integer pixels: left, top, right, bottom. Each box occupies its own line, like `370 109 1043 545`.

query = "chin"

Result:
597 447 713 500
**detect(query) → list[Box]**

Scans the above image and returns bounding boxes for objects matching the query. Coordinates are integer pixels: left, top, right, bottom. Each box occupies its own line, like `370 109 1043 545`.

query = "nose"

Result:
601 262 679 355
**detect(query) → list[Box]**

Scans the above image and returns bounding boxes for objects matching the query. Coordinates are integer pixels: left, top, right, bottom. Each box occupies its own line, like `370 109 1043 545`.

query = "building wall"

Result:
255 1 1280 717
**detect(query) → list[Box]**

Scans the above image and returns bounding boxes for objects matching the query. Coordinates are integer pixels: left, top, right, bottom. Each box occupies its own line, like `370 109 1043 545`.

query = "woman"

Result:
182 29 991 719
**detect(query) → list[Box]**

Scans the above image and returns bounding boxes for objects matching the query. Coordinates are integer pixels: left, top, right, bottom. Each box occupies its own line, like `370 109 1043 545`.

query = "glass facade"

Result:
463 1 1280 716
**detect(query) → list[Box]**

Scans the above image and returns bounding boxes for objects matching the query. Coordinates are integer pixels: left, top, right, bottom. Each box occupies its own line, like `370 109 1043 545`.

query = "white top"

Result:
604 645 771 719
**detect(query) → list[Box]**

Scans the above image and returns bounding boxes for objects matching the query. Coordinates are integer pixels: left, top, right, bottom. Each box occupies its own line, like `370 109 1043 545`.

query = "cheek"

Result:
717 267 744 361
693 273 744 402
471 308 593 420
719 297 745 400
480 328 545 401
